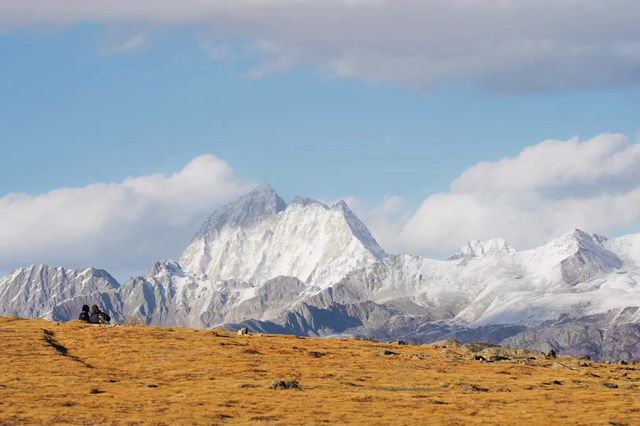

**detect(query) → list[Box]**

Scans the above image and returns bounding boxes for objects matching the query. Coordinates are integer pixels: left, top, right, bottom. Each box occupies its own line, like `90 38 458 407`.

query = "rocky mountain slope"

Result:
0 265 120 320
1 184 640 361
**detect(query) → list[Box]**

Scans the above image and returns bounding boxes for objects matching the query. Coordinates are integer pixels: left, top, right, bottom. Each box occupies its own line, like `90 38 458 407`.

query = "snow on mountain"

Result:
121 221 640 342
118 259 270 328
298 228 635 329
448 238 516 260
190 183 288 242
452 229 630 325
518 229 623 287
1 185 640 361
179 184 387 289
0 265 120 320
605 232 640 268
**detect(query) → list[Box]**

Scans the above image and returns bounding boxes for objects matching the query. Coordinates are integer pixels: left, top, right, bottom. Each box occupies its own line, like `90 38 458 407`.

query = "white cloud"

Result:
395 133 640 258
1 1 639 91
452 134 640 194
0 155 253 279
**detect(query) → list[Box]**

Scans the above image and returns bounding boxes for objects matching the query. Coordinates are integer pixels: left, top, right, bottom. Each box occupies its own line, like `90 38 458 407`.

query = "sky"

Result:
1 1 640 280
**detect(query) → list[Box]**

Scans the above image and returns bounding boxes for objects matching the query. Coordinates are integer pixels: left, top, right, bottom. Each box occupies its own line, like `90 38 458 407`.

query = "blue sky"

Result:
3 25 639 205
1 1 640 278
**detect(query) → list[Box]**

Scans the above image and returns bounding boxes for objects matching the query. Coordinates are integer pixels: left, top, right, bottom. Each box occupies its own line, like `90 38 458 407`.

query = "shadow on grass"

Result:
42 329 95 369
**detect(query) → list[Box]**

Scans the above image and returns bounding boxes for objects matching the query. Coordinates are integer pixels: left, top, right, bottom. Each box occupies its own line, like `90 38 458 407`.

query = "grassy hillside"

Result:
1 316 639 425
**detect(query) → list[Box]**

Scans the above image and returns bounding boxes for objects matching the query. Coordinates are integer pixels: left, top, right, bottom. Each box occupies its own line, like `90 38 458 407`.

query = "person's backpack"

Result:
100 312 111 323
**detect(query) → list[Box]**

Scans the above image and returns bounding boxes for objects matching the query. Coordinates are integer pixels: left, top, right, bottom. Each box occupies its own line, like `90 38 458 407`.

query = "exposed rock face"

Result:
545 229 623 286
501 307 640 362
117 260 259 328
224 276 307 323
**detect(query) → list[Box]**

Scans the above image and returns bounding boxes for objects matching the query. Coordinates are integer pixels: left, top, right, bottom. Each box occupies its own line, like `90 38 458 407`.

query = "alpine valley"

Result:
2 184 640 361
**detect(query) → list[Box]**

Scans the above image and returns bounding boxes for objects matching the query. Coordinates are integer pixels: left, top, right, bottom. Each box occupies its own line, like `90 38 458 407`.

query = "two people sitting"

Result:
79 304 111 324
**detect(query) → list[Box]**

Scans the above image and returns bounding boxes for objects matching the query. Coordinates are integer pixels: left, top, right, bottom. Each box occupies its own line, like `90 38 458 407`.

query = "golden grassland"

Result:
0 317 639 425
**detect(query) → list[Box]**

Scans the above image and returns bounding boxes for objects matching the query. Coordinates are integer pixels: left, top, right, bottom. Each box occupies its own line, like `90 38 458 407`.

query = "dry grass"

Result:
0 317 639 425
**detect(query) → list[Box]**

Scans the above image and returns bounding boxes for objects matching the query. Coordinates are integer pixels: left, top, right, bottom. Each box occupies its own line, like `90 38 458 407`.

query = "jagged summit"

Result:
193 183 287 241
538 229 618 259
148 260 185 277
3 264 119 285
290 196 327 208
333 199 387 260
449 238 516 260
521 229 623 286
0 264 120 320
557 228 599 245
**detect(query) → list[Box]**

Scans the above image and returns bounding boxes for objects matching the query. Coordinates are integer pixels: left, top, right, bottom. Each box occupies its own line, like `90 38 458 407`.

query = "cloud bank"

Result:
394 133 640 258
0 155 253 279
2 134 640 277
1 1 640 91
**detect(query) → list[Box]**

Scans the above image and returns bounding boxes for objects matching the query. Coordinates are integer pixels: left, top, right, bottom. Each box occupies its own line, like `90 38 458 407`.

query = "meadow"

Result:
0 316 638 425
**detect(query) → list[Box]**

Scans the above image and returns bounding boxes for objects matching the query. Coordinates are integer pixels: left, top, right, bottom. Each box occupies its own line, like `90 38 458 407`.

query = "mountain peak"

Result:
449 238 516 260
251 182 278 196
566 228 591 240
193 183 287 240
149 260 184 278
332 199 387 260
236 183 284 208
552 228 607 252
526 228 618 266
529 229 622 285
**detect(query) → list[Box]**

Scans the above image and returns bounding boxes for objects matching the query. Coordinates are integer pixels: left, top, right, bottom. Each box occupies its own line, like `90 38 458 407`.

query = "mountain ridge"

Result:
1 184 640 361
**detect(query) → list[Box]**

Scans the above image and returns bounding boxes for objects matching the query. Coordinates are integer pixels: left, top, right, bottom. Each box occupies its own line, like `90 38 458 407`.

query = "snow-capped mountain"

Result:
0 265 120 320
180 184 386 289
1 184 640 361
448 238 516 260
280 229 636 330
113 185 387 328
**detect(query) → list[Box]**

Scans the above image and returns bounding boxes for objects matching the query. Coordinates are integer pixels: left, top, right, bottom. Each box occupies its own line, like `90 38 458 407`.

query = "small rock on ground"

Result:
457 383 489 393
269 380 301 390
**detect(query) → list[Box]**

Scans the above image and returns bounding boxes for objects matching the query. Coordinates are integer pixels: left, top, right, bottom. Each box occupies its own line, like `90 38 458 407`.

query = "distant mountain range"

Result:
1 184 639 361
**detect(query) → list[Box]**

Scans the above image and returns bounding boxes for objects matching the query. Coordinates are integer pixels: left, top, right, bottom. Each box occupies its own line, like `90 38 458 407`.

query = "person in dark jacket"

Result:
89 304 111 324
79 305 90 322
